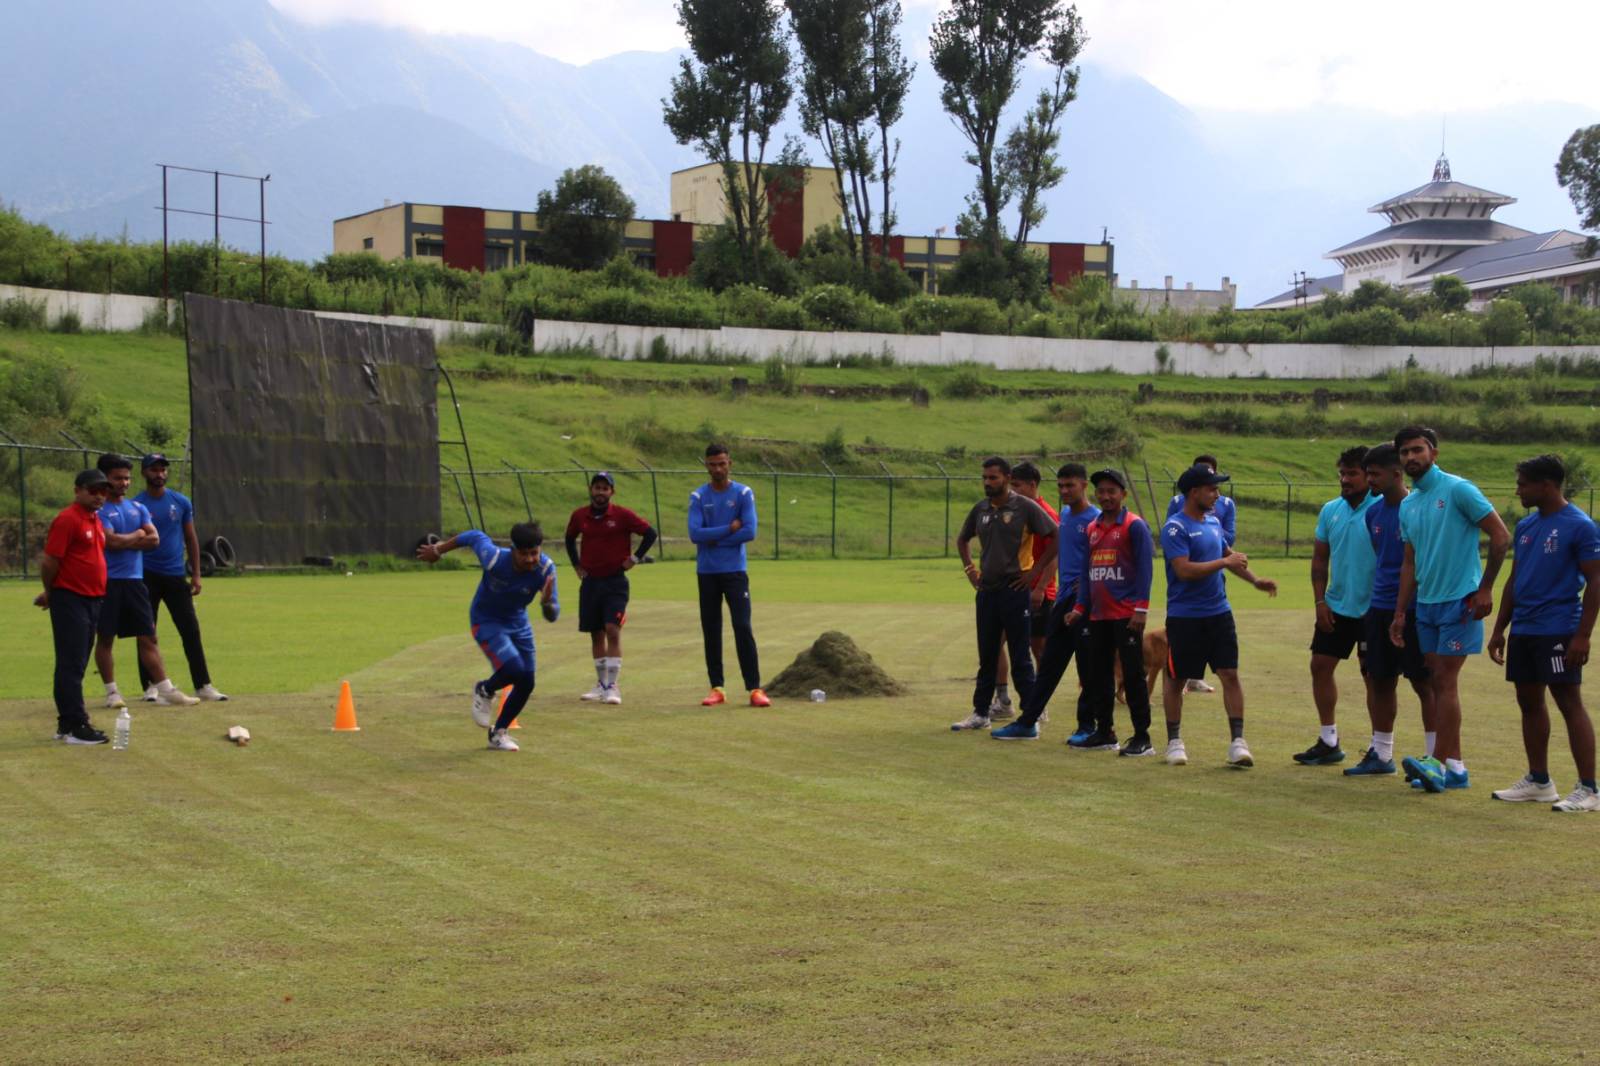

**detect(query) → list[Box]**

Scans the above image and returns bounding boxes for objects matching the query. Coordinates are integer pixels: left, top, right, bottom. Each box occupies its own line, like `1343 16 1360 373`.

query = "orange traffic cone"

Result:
498 688 521 729
333 680 361 731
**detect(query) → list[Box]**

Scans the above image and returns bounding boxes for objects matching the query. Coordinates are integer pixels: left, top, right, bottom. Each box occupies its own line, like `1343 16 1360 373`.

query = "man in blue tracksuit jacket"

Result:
688 443 767 707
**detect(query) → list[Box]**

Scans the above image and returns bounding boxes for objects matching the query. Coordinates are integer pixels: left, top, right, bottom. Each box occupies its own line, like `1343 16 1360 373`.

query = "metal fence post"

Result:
1279 472 1292 557
936 460 951 557
1 431 26 579
762 458 780 561
821 459 838 559
641 460 665 560
500 459 532 520
879 461 895 559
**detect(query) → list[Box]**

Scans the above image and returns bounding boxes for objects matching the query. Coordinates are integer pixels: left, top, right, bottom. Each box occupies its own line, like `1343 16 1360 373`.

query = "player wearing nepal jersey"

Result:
417 526 559 750
1487 456 1600 811
1075 474 1154 751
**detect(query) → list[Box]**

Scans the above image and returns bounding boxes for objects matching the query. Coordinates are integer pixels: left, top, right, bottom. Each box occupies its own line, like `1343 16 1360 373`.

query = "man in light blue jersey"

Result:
417 522 559 752
1389 426 1510 793
1296 445 1377 766
132 453 226 702
1488 455 1600 812
689 443 768 708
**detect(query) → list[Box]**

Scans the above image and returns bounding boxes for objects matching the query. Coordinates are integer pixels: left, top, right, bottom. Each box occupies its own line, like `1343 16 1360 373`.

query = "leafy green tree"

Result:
1509 283 1560 339
997 8 1084 244
664 0 794 281
534 165 637 271
1556 124 1600 257
1430 274 1470 312
1483 298 1528 346
930 0 1076 256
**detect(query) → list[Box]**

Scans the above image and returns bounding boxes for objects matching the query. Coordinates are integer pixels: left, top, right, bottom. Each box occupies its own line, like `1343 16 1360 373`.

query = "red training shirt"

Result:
565 503 652 578
1019 495 1060 601
44 502 107 597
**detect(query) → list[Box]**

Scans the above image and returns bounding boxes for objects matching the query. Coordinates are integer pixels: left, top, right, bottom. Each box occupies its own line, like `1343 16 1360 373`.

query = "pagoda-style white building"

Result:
1258 155 1599 308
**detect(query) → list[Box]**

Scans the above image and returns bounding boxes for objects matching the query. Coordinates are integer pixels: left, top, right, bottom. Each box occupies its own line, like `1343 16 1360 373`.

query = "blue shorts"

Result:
471 622 535 675
1415 597 1483 657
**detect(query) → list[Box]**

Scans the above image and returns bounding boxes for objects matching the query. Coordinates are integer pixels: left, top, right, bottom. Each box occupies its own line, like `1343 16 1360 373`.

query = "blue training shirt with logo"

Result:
1315 492 1377 618
1398 465 1495 604
1162 509 1230 618
99 498 153 581
132 488 193 577
688 480 758 574
458 530 558 629
1057 502 1100 609
1511 503 1600 636
1168 492 1236 547
1365 494 1406 612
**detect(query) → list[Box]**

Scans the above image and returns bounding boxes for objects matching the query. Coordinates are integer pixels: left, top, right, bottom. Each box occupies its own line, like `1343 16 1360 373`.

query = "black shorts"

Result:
578 573 630 633
1362 608 1429 682
98 577 156 639
1031 598 1056 639
1310 611 1366 663
1506 633 1583 686
1166 611 1239 680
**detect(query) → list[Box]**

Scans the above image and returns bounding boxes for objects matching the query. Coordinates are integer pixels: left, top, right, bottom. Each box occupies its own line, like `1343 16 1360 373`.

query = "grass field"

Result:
5 559 1598 1063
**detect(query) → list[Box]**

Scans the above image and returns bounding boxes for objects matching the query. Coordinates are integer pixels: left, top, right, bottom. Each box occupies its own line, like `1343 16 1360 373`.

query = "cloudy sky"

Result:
272 0 1600 114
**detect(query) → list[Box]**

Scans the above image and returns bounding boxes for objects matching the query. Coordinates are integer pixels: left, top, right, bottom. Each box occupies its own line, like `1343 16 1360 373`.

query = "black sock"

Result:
1229 716 1245 740
1166 720 1181 741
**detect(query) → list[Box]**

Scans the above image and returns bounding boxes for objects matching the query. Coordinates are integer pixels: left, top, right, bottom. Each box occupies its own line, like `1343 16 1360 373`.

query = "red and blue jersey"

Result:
1085 508 1153 621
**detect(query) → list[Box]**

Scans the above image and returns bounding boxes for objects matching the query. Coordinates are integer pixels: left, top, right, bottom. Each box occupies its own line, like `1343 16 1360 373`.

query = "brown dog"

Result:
1114 626 1168 705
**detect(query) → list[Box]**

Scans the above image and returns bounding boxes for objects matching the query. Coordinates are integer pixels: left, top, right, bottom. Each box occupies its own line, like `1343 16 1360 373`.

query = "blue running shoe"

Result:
1403 755 1446 793
1443 767 1470 790
991 720 1040 741
1343 747 1397 776
1067 728 1091 746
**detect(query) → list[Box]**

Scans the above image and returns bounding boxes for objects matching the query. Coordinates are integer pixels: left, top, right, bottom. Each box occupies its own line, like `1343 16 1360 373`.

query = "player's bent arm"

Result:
35 553 62 606
1569 558 1600 666
633 525 659 560
724 491 758 545
1490 559 1516 637
1167 554 1228 582
1477 511 1511 593
137 521 160 551
687 498 733 544
1310 540 1330 603
564 534 582 575
183 518 203 589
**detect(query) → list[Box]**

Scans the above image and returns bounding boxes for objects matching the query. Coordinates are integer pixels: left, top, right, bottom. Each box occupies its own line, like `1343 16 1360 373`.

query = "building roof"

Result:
1370 180 1516 213
1418 230 1599 286
1254 273 1344 309
1327 218 1534 259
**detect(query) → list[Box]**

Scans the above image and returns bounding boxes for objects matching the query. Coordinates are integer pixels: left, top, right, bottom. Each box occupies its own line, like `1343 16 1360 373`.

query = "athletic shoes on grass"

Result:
1066 727 1092 746
471 684 495 728
1292 738 1345 765
988 699 1015 722
1403 755 1446 793
1443 767 1470 790
602 686 623 706
1553 786 1600 813
195 684 229 701
1492 775 1560 803
104 692 127 710
750 688 772 708
155 688 201 707
1119 735 1155 758
951 712 991 731
579 684 607 702
1165 738 1188 766
701 687 727 706
141 686 159 703
64 725 109 746
1227 737 1254 768
990 720 1040 740
1069 729 1119 751
487 728 519 752
1343 748 1397 776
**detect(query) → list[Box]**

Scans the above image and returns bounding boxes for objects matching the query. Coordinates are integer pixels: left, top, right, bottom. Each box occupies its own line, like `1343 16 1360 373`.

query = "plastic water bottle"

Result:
810 689 826 703
112 707 131 750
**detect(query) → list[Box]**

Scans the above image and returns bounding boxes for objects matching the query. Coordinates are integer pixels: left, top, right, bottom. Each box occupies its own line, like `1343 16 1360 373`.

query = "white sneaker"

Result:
1227 737 1254 768
195 684 229 701
579 684 607 702
487 728 519 752
156 687 201 707
1185 679 1216 694
105 692 127 710
1552 785 1600 813
601 686 622 706
143 686 159 702
951 712 992 731
1165 738 1188 765
471 685 494 728
1492 775 1561 803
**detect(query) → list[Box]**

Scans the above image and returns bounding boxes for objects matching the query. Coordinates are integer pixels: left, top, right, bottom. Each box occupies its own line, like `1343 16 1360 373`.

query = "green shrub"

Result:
51 309 82 334
1477 380 1529 412
1073 402 1141 457
819 425 848 464
1383 369 1455 404
940 367 989 398
763 355 798 395
0 297 47 330
799 284 872 330
899 295 1007 336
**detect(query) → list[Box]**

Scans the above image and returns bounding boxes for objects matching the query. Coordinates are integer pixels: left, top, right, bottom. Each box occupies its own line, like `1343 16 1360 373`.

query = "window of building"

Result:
362 236 374 250
484 244 510 271
415 239 445 258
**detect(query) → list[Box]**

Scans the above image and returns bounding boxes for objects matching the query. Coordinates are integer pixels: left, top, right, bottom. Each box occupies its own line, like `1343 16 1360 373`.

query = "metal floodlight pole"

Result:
213 169 220 295
160 165 169 303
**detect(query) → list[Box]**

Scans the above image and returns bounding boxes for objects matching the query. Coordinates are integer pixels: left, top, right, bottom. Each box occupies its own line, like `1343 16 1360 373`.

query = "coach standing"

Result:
689 443 769 708
566 470 658 705
133 453 226 702
1389 426 1510 793
35 469 112 745
952 457 1057 731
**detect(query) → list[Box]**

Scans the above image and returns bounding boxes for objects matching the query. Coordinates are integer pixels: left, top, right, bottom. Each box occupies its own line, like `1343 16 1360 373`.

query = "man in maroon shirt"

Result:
34 469 113 744
564 472 658 705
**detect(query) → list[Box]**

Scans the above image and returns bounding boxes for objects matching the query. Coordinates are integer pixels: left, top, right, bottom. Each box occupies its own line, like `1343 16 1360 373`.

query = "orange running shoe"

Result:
749 688 772 708
701 687 727 706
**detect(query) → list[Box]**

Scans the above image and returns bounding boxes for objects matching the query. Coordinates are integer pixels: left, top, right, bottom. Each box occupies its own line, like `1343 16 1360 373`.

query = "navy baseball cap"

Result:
1177 464 1230 494
75 468 110 489
590 471 615 487
1089 468 1128 489
140 453 170 469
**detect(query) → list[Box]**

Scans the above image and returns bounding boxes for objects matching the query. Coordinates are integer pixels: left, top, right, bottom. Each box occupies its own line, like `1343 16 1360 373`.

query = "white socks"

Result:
156 678 175 693
1424 731 1438 757
598 657 621 687
594 658 606 685
1373 731 1395 762
1319 725 1338 747
104 682 120 696
1445 758 1466 774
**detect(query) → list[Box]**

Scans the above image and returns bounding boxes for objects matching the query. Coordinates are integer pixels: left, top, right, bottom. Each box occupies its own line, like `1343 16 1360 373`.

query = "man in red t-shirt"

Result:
990 461 1059 719
34 469 112 744
564 472 658 705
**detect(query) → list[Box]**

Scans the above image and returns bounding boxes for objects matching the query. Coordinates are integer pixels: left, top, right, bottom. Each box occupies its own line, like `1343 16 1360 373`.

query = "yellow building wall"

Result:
670 164 728 225
412 204 443 225
1085 244 1108 264
801 169 842 237
332 204 407 259
485 210 514 230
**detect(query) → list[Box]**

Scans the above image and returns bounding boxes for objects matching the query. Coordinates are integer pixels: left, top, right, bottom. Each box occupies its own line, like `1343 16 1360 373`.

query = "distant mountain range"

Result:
4 0 1595 303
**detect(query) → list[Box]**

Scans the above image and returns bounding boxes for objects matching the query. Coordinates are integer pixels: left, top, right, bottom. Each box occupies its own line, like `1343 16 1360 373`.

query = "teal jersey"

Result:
1314 492 1377 617
1398 466 1495 605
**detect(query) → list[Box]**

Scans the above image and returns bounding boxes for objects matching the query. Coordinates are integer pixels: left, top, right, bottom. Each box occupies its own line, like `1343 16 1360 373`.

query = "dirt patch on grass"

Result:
767 631 906 699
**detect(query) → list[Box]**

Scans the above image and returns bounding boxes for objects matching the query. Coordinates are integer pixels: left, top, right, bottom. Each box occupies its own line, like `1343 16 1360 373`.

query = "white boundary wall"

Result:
6 283 1597 377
